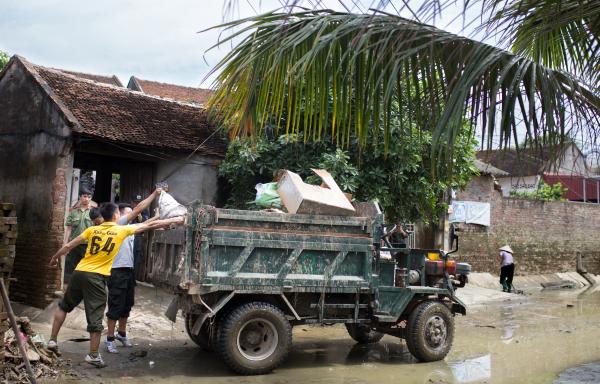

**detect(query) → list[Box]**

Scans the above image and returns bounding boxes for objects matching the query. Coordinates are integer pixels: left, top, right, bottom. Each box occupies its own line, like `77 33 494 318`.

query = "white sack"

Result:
158 191 187 219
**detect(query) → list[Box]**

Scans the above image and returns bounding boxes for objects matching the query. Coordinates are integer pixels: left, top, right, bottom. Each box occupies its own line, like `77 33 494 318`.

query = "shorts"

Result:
59 271 108 333
106 268 136 320
64 244 86 284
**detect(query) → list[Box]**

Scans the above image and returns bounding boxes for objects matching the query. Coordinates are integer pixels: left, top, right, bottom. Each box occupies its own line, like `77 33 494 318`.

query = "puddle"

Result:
45 287 600 383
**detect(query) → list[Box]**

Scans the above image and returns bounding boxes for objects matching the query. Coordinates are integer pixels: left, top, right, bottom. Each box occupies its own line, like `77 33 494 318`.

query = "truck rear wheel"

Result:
185 313 216 352
405 301 454 362
217 302 292 375
345 324 384 344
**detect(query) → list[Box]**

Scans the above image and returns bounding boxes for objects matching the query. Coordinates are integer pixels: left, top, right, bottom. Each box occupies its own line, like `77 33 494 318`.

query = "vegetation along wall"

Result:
455 175 600 276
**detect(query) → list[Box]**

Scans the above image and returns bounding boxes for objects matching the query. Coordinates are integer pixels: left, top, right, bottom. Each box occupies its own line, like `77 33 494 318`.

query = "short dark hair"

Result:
100 202 119 221
79 188 92 196
89 207 101 221
118 203 132 214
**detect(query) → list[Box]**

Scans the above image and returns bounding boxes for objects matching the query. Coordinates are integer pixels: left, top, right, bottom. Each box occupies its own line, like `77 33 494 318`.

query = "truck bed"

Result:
148 204 382 295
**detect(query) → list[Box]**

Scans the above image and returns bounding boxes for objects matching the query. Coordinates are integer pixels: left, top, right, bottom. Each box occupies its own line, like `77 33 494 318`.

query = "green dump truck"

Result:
149 203 470 375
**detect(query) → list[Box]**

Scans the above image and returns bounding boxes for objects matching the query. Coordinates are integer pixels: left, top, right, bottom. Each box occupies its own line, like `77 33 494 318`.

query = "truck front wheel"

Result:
217 302 292 375
345 324 384 344
405 301 454 362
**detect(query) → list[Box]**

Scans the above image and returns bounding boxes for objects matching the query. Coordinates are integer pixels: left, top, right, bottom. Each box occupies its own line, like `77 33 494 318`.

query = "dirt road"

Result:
27 285 600 384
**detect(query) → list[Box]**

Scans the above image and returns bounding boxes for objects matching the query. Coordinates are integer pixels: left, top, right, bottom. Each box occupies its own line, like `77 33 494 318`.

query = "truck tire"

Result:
217 302 292 375
185 313 215 352
405 301 454 362
345 324 384 344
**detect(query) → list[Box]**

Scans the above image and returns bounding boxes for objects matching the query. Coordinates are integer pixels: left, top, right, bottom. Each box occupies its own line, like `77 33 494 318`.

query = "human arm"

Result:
63 226 72 246
133 216 185 234
122 188 162 224
145 215 160 224
49 236 86 267
63 210 76 246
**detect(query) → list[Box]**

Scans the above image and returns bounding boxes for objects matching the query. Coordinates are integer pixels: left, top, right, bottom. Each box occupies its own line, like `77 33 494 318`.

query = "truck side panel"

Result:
149 205 381 295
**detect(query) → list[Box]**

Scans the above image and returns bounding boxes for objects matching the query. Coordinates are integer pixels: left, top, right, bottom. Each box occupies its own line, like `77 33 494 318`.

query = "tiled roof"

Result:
476 146 562 177
56 69 123 87
128 76 213 105
473 159 509 176
16 57 226 156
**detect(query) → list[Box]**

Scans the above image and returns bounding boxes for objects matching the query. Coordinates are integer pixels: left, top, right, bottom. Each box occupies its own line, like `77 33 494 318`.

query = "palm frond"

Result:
205 10 600 164
482 0 600 84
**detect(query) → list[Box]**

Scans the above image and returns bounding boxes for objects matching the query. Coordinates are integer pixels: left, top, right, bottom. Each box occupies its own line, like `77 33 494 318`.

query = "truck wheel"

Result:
405 301 454 362
217 302 292 375
345 324 384 344
185 313 215 352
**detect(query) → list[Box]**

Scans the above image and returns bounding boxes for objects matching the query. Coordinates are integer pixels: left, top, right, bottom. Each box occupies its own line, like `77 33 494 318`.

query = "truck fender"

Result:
189 291 236 335
448 295 467 316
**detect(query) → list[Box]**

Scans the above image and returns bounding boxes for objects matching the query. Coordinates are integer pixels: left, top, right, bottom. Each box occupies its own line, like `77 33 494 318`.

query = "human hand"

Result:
49 255 60 268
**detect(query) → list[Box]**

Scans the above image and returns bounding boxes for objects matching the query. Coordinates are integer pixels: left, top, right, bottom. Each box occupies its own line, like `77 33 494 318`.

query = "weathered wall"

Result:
455 175 600 276
156 154 220 205
497 175 540 197
0 61 72 307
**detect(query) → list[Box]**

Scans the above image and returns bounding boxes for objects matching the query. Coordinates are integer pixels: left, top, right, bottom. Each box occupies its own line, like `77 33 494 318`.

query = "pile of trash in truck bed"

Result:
254 169 359 216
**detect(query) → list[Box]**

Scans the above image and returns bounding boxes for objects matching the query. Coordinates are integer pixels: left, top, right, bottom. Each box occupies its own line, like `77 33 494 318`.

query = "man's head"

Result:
118 203 133 216
89 207 104 225
131 195 142 208
100 202 120 222
79 188 92 207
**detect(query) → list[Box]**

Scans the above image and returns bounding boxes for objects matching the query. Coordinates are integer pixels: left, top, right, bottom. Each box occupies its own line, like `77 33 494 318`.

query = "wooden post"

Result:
0 279 36 384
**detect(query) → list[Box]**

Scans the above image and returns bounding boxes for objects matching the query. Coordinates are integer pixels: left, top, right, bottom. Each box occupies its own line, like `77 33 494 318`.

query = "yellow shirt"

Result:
75 222 137 276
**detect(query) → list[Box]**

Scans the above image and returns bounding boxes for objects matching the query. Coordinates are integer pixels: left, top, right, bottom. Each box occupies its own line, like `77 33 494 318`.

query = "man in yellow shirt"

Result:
47 202 183 367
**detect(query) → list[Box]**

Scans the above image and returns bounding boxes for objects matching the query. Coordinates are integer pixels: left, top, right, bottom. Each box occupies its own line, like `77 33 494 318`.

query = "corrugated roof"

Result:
128 76 213 105
14 56 226 156
543 174 600 201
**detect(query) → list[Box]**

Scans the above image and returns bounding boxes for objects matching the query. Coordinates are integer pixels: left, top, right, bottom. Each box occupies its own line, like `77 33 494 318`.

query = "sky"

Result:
0 0 481 88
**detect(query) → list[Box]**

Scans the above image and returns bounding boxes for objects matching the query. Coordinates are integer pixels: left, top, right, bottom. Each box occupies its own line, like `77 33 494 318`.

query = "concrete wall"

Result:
497 175 540 197
455 175 600 276
554 143 589 176
0 61 72 307
156 154 220 206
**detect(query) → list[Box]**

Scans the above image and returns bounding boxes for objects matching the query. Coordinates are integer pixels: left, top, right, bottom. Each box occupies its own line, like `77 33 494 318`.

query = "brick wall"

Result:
455 175 600 276
0 60 73 308
11 156 70 307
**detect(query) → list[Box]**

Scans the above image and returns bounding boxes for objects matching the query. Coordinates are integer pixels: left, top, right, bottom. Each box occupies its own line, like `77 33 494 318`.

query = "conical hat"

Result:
499 245 513 254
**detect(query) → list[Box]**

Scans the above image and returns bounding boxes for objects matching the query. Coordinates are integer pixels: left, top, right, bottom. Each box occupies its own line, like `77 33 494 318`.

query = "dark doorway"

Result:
73 152 156 205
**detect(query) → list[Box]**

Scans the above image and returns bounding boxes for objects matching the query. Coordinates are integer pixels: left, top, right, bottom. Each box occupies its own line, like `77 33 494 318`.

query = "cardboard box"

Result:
276 169 356 216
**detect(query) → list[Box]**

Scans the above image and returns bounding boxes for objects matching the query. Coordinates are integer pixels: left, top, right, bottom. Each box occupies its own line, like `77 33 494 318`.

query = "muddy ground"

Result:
19 284 600 384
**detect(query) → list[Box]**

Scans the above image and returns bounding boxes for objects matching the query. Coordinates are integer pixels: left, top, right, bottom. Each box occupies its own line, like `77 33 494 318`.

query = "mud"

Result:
27 285 600 384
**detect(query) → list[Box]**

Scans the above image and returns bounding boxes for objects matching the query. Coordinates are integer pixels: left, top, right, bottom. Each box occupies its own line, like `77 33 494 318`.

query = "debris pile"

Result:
253 169 357 216
1 317 65 384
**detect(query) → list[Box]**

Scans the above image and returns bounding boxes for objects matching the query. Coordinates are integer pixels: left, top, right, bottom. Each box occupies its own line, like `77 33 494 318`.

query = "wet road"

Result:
44 287 600 384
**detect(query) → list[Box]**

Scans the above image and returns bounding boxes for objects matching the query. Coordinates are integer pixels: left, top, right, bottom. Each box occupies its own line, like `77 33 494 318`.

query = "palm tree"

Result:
206 1 600 163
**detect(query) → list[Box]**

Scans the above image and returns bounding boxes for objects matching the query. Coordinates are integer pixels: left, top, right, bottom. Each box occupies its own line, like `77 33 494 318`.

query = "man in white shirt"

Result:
104 191 160 353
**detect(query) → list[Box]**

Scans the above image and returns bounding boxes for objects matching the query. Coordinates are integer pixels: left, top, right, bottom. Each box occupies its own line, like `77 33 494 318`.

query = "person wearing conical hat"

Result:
499 245 515 292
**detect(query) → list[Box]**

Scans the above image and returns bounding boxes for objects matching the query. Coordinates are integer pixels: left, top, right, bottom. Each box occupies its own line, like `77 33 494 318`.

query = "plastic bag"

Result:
158 191 187 219
254 182 282 209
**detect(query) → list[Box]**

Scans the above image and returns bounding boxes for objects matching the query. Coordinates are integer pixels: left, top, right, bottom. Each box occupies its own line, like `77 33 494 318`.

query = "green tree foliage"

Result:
219 126 478 223
509 181 568 201
0 51 9 70
207 7 599 162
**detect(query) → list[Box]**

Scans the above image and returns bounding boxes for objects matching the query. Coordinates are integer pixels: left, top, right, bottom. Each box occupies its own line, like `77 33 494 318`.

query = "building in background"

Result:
0 55 226 307
476 143 597 200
